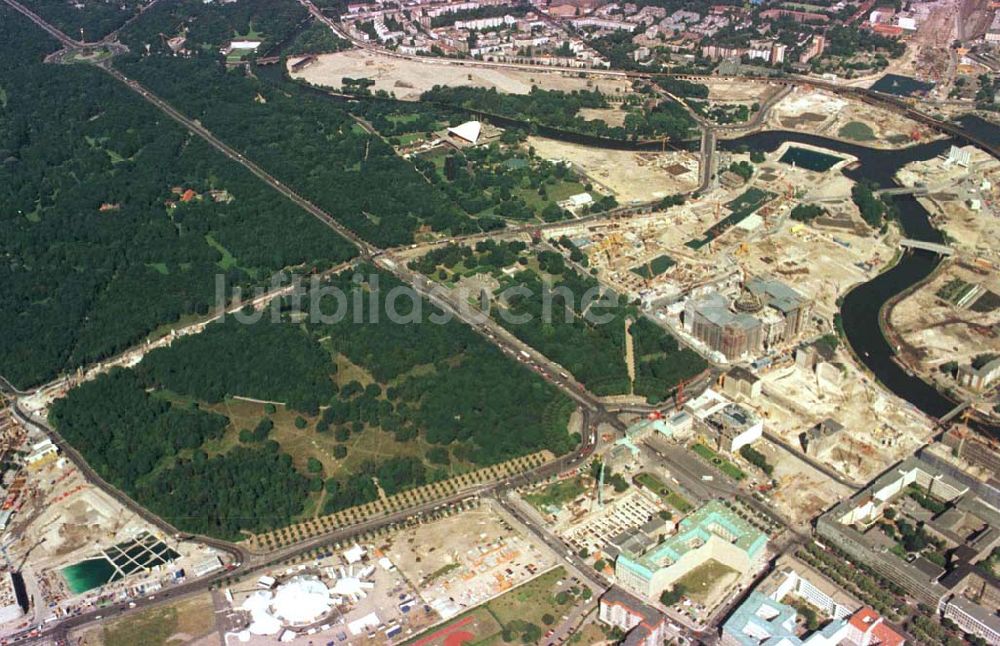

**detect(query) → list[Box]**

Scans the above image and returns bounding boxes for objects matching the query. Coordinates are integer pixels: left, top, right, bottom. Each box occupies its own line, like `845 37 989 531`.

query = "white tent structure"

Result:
272 576 333 626
447 121 482 145
240 575 334 634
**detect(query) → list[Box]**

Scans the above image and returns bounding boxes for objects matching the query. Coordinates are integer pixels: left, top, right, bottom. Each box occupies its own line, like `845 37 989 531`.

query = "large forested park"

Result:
111 1 500 247
18 0 148 41
0 5 357 389
49 267 576 539
411 240 708 398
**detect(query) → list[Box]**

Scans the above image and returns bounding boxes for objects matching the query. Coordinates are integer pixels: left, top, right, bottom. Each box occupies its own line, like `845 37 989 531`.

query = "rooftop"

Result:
746 276 807 313
723 591 848 645
620 500 767 573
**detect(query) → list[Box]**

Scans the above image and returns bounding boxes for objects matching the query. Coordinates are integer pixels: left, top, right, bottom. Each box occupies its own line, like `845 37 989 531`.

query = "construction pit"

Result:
526 135 700 203
289 50 631 101
887 260 1000 384
7 459 220 632
382 500 557 622
763 88 938 147
703 79 785 104
754 357 936 484
747 439 853 528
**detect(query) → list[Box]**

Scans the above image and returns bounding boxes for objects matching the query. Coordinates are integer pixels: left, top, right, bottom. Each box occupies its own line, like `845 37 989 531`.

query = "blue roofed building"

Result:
614 500 768 600
721 591 851 646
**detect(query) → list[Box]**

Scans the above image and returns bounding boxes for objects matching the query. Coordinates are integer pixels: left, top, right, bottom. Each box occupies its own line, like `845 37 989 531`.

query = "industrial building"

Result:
615 500 768 601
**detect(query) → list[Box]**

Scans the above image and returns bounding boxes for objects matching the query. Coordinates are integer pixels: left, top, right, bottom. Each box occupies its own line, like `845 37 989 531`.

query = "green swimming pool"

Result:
62 558 120 595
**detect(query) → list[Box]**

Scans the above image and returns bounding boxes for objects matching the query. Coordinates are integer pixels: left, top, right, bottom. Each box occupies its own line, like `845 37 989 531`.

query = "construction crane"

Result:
674 378 690 411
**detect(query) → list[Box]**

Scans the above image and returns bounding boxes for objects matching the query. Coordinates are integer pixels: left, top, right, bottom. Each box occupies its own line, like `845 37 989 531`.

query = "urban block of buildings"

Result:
722 553 905 646
598 586 669 646
817 455 1000 644
615 500 768 601
684 388 764 454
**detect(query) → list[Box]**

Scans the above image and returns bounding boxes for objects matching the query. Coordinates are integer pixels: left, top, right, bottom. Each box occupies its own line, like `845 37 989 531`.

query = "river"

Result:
258 55 999 433
722 132 998 435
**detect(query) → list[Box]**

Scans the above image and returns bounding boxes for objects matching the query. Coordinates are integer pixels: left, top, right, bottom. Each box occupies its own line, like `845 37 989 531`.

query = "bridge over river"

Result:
900 238 954 255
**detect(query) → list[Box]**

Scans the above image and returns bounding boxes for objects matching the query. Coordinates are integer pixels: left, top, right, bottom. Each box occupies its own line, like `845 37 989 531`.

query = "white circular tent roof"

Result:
271 575 333 626
241 575 333 633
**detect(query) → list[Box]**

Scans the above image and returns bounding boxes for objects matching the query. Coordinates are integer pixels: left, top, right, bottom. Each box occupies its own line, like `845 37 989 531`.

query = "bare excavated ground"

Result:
291 50 631 100
526 136 699 202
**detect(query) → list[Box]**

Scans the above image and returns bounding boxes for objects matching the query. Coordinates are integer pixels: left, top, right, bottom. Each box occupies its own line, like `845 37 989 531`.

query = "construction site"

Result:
897 143 1000 254
0 447 228 633
383 499 558 622
761 87 940 146
289 49 631 100
547 142 893 335
754 351 938 484
526 135 700 203
887 260 1000 393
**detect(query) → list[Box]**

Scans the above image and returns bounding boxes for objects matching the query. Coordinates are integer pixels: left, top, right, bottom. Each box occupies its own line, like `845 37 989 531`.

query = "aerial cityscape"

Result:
0 0 999 644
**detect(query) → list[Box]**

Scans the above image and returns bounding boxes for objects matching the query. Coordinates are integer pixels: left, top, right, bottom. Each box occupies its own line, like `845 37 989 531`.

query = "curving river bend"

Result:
721 132 999 436
260 56 999 434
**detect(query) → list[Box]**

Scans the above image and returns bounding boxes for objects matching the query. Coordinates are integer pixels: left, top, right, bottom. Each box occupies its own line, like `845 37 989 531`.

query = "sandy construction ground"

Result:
577 106 628 126
889 262 1000 371
898 146 1000 254
766 88 936 147
704 79 781 103
752 440 853 526
756 359 935 483
383 502 555 620
291 50 631 100
527 136 699 203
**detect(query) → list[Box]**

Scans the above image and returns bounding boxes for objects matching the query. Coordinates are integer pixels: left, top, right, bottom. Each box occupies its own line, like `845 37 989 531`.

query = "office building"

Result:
615 500 767 600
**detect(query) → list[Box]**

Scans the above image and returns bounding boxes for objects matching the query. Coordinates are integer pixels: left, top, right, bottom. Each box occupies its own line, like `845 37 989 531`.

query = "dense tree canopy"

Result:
138 316 336 413
119 0 309 55
114 54 487 246
421 86 697 142
20 0 147 41
0 6 355 388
